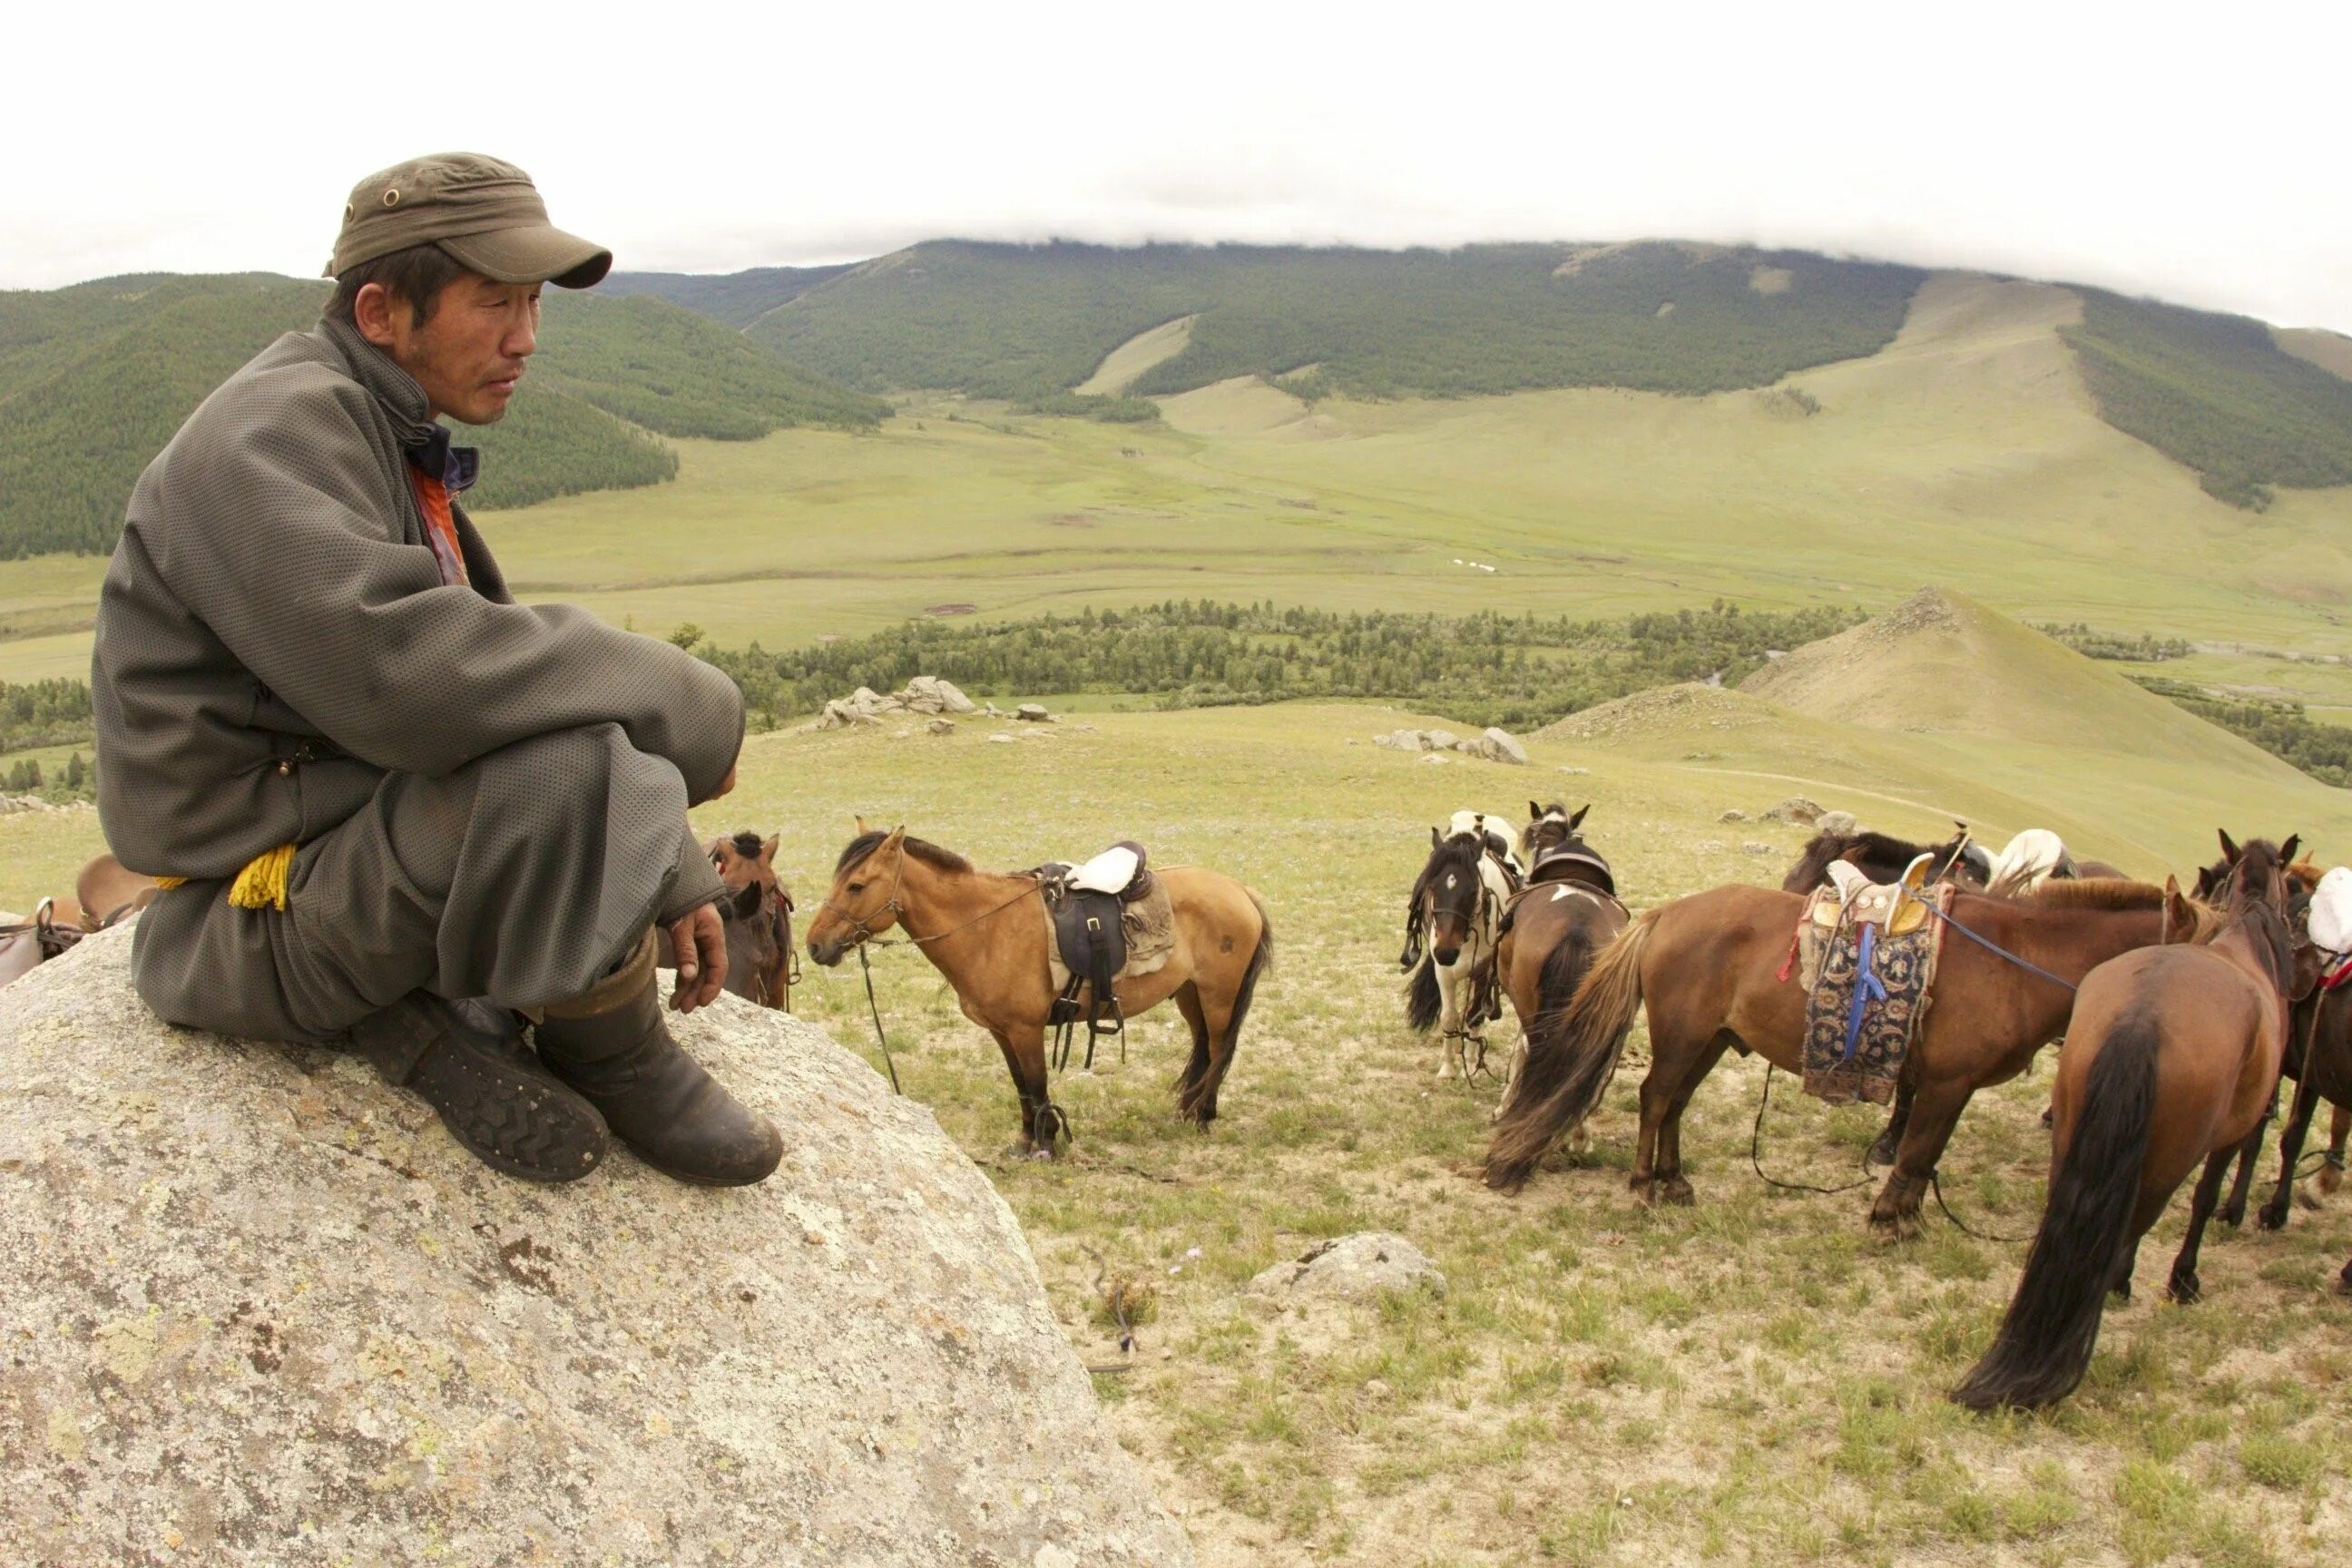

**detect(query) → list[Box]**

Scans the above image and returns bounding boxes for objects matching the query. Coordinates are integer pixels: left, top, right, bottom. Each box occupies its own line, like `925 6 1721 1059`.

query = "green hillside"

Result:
750 240 1925 401
600 263 852 328
0 276 883 559
2063 289 2352 508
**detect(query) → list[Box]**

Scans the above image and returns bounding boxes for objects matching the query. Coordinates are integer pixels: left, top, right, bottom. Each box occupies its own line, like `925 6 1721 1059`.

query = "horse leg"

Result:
1652 1037 1733 1206
1867 1073 1916 1168
1173 983 1214 1115
2259 1072 2322 1230
1435 962 1465 1081
2216 1091 2274 1228
2168 1142 2243 1305
2111 1237 2141 1302
1629 1062 1668 1204
992 1026 1061 1158
1870 1077 1974 1240
1178 971 1250 1129
2322 1103 2351 1196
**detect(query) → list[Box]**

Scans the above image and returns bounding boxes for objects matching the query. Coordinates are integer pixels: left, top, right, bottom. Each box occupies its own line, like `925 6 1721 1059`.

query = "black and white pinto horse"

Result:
1402 813 1524 1078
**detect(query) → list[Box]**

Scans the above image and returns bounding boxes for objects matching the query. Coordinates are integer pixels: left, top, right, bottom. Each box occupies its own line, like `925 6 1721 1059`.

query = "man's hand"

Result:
668 902 728 1013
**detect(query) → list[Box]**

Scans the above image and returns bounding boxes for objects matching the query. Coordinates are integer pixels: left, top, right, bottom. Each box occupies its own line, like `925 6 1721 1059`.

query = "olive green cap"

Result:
328 152 611 289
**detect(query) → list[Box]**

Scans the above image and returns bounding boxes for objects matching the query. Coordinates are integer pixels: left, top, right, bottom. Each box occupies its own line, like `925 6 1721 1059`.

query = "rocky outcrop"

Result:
1761 796 1827 826
816 677 978 729
1373 726 1527 764
0 925 1191 1568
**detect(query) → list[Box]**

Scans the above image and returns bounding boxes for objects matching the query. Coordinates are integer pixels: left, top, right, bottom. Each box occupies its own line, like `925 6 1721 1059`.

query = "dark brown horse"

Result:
1781 827 1987 896
1485 877 2180 1234
1492 807 1626 1147
804 828 1272 1153
656 833 798 1010
1952 838 2298 1411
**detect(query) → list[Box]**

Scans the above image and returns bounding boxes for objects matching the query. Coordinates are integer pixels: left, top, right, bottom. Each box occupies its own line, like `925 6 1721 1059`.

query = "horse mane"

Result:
730 829 764 858
834 829 974 877
1784 828 1955 893
2023 877 2167 912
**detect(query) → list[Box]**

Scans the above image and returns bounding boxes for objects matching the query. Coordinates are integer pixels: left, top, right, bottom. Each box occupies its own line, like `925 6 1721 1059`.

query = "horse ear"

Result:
2163 875 2193 941
855 814 871 835
1431 826 1442 848
1569 804 1590 829
2281 834 2302 866
760 835 779 867
2219 828 2240 864
1529 800 1543 820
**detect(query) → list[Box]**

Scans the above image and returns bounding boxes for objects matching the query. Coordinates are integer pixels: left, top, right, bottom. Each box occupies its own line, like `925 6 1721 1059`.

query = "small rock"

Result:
1742 841 1775 856
1817 809 1859 837
1248 1232 1446 1303
987 733 1018 745
926 718 955 736
1362 1378 1393 1401
1761 796 1826 827
1718 808 1749 823
1697 839 1725 853
1420 753 1453 766
1015 704 1055 723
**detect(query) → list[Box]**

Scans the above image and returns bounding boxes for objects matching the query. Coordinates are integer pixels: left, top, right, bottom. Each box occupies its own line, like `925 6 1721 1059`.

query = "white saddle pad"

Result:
2310 867 2352 956
1070 845 1142 896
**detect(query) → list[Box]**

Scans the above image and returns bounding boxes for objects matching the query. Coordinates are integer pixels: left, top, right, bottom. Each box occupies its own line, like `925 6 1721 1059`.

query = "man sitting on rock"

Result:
91 153 781 1187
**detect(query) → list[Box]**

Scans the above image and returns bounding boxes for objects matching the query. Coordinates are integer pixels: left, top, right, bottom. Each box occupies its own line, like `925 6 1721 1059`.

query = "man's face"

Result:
358 271 541 425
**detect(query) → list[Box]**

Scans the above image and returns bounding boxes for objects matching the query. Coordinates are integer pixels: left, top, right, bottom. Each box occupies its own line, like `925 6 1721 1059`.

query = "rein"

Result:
1920 903 2080 994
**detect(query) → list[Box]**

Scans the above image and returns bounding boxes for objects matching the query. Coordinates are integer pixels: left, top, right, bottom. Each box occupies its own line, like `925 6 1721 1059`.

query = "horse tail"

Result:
1405 950 1442 1034
1952 1015 2158 1411
1484 907 1657 1191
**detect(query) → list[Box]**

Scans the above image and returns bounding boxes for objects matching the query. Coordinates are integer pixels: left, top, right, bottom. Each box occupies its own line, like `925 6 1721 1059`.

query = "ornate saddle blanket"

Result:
1795 876 1953 1106
1032 843 1175 1064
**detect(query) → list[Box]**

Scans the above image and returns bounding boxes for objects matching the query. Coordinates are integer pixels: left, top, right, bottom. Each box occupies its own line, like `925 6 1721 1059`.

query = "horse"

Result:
1484 876 2182 1234
1403 825 1515 1079
804 827 1272 1154
1781 827 1987 897
658 833 797 1009
1950 837 2299 1411
1492 807 1626 1142
2254 982 2352 1230
0 853 161 991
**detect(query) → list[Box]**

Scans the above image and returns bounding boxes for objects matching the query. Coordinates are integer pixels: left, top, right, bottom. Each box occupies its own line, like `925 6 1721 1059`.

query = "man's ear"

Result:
351 280 403 348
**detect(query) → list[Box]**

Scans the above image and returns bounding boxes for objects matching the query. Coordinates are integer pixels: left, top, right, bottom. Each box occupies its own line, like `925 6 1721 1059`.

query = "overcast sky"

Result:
6 2 2347 331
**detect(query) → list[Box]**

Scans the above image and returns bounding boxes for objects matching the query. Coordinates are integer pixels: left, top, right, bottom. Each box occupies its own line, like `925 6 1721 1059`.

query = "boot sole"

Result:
414 1067 608 1183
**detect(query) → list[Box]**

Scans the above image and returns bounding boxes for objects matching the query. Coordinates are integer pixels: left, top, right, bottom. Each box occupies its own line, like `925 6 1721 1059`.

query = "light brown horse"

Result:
1952 838 2299 1410
805 828 1273 1153
1485 877 2179 1234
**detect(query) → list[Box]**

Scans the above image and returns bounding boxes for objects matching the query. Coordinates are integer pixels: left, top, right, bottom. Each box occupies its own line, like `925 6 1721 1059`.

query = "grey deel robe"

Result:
92 317 742 1042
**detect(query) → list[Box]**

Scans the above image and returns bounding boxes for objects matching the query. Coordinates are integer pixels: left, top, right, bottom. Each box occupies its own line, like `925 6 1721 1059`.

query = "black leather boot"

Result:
348 992 609 1182
534 933 783 1186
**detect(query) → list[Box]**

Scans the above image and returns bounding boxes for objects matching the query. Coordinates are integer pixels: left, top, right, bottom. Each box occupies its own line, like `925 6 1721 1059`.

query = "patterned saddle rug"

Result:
1795 872 1954 1106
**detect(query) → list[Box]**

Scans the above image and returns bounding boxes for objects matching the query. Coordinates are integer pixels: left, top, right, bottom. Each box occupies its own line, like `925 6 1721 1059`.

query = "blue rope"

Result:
1922 904 2079 994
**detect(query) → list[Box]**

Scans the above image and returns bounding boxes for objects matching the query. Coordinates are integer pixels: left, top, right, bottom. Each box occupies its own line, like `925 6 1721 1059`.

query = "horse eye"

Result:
848 881 866 895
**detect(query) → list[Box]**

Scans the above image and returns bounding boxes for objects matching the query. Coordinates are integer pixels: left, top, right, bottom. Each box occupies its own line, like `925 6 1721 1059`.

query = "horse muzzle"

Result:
807 934 850 968
1432 942 1464 966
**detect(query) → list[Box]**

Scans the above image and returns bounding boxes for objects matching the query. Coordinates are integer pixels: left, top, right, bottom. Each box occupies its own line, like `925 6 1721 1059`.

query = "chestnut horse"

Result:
805 828 1272 1153
1952 838 2298 1410
1485 878 2179 1234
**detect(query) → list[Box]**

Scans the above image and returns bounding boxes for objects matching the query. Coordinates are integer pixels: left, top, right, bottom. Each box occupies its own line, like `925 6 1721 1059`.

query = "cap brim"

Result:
436 224 612 289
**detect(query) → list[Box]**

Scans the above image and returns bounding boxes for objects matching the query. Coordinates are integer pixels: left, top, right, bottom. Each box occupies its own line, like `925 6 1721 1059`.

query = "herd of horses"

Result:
13 795 2347 1414
1418 804 2349 1411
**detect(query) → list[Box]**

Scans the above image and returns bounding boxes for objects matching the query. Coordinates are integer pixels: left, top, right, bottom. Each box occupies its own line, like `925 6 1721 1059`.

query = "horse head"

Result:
1410 828 1495 967
808 826 909 967
707 831 794 1007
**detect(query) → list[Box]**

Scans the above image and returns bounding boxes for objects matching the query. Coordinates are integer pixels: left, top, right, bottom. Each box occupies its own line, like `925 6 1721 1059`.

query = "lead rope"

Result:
855 940 903 1094
1748 1064 1876 1195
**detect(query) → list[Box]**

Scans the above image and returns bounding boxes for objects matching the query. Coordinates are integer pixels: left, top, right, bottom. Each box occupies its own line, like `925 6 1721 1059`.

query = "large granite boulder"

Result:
0 925 1191 1568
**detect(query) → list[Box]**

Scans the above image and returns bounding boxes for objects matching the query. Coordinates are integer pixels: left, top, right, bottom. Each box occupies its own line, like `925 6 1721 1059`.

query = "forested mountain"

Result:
0 277 885 559
740 240 1926 401
2063 289 2352 508
600 264 852 328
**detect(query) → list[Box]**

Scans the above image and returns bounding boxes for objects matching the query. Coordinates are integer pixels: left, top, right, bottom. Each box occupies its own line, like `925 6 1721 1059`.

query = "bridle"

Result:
817 833 1041 952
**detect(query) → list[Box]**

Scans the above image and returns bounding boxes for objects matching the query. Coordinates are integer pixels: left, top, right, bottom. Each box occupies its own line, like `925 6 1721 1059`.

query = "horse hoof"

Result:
1661 1177 1695 1207
2218 1203 2245 1230
1869 1211 1921 1244
2111 1279 2132 1303
1866 1138 1899 1170
2167 1273 2201 1306
1628 1176 1656 1206
2258 1204 2288 1232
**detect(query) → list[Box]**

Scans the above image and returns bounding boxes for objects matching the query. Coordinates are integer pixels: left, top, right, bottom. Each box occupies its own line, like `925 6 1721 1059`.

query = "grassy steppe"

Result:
7 686 2350 1565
